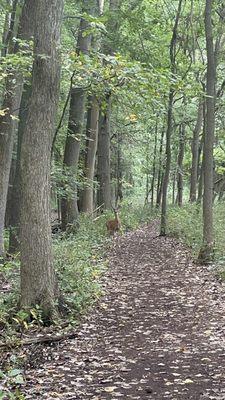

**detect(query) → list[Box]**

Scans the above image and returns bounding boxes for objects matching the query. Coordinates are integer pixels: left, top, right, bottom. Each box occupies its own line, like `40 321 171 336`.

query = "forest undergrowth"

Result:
0 201 225 399
0 202 154 398
0 202 154 335
1 200 225 338
167 201 225 270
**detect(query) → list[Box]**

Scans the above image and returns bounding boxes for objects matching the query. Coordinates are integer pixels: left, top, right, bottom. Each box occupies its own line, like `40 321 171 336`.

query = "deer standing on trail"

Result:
106 207 121 234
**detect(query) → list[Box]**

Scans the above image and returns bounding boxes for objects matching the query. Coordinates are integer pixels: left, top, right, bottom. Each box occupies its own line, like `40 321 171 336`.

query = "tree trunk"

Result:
20 0 63 319
150 119 158 207
97 95 111 210
160 88 174 234
116 130 123 203
176 123 185 207
61 7 92 230
0 1 33 257
156 127 165 208
80 97 99 213
96 0 120 211
1 6 10 58
189 101 203 202
160 0 183 235
3 0 18 55
197 162 204 204
8 83 32 253
198 0 216 262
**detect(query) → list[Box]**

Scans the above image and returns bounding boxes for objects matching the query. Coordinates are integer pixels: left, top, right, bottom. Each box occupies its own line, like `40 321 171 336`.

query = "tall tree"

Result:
61 0 93 231
0 0 32 257
160 0 183 235
176 123 185 207
97 0 121 210
8 83 33 253
80 96 100 212
198 0 216 262
97 94 112 210
20 0 64 318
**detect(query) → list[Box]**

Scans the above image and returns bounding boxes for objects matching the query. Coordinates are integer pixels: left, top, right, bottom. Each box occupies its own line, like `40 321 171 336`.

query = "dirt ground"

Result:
9 222 225 399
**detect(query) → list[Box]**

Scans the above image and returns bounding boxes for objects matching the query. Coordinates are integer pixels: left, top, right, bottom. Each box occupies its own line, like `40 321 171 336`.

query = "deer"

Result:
106 206 121 235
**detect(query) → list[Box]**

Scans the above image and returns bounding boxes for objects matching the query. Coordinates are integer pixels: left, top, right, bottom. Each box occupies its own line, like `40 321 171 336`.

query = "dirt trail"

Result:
23 222 225 399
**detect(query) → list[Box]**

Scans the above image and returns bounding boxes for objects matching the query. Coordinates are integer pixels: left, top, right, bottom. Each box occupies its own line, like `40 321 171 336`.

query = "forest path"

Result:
24 222 225 399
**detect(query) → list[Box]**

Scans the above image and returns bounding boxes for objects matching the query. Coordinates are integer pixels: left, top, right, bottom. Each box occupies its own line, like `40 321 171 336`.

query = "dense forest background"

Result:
0 0 225 339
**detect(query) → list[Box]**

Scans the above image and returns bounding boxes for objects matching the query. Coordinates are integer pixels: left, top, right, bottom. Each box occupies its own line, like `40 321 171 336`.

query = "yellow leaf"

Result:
104 386 117 392
183 378 194 384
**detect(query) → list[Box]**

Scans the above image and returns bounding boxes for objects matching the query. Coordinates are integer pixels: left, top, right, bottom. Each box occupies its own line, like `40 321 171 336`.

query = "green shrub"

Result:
167 202 225 262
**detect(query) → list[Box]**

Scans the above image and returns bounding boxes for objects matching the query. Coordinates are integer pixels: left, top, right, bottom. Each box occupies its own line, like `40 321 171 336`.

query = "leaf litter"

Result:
2 221 225 399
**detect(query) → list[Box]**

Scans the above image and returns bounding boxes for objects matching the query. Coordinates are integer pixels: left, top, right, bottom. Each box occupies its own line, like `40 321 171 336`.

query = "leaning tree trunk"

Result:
61 4 92 230
0 0 33 257
160 0 183 235
20 0 63 319
198 0 216 262
189 101 203 202
80 97 99 213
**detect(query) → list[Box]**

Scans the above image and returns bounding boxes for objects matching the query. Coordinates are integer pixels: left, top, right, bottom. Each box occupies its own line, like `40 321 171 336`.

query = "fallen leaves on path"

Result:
4 222 225 399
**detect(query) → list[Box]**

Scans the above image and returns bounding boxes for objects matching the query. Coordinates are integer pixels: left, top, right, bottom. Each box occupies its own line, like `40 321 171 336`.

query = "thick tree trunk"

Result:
198 0 216 262
61 9 92 230
20 0 63 319
97 95 111 210
176 123 185 207
80 97 99 213
189 101 203 202
0 1 33 257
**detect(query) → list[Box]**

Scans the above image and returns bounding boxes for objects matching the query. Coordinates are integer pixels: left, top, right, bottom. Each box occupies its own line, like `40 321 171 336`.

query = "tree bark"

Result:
150 119 158 207
198 0 216 262
80 96 99 213
96 0 120 211
97 95 112 210
116 130 123 203
20 0 63 319
0 1 33 257
189 101 203 202
8 83 32 253
61 6 92 230
160 0 183 235
156 127 165 208
176 123 185 207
